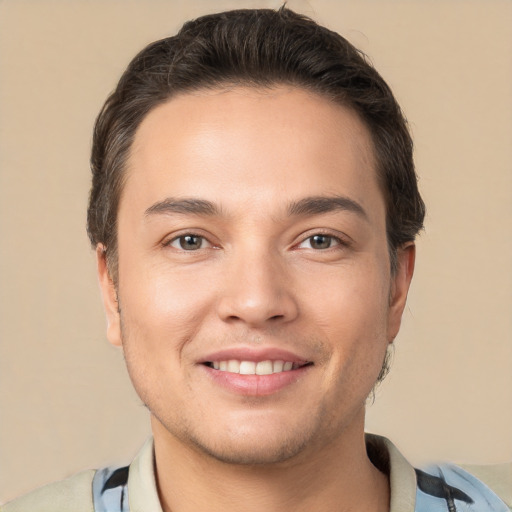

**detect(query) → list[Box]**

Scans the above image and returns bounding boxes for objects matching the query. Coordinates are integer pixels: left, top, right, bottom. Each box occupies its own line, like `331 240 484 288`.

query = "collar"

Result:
127 434 418 512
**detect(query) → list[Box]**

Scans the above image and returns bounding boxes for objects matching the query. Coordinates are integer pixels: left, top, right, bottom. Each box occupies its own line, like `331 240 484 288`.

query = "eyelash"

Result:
296 233 346 251
163 231 349 252
164 233 213 251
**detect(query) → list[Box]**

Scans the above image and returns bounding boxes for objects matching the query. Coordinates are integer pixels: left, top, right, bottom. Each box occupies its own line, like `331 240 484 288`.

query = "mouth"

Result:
198 348 314 395
203 360 313 375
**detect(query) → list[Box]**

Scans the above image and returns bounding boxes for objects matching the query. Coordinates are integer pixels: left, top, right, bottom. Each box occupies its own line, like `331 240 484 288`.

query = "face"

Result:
98 86 414 465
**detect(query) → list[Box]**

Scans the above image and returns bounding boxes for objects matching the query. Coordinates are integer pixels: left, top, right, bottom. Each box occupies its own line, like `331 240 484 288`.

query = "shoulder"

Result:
0 438 154 512
415 462 512 511
366 434 511 511
459 462 512 509
1 469 95 512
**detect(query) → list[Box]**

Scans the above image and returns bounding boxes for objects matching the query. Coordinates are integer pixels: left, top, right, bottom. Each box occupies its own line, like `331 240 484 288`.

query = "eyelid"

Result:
162 231 217 250
297 235 341 250
161 229 351 251
294 230 352 250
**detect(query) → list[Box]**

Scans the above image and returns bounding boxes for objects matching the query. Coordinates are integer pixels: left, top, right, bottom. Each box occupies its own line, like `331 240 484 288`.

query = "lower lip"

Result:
200 364 312 396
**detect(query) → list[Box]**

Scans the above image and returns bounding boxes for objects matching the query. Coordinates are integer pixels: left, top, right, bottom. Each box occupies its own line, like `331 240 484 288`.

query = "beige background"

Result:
1 0 511 503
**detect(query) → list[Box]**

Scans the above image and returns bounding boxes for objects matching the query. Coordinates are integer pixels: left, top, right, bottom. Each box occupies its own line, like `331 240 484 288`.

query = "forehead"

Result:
123 86 383 220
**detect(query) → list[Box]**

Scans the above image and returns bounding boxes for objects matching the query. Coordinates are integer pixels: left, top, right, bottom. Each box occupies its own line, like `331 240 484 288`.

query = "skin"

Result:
97 86 415 512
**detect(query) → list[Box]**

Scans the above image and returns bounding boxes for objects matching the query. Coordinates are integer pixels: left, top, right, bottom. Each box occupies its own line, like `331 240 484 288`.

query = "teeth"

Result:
239 361 256 375
209 359 302 375
256 360 273 375
227 360 240 373
273 360 284 373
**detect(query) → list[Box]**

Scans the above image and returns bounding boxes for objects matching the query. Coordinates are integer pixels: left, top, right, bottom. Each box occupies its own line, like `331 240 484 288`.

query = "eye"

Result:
299 234 341 250
168 234 210 251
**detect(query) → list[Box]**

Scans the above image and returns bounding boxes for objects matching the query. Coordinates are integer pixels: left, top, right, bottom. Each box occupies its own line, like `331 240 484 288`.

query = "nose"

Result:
216 248 299 328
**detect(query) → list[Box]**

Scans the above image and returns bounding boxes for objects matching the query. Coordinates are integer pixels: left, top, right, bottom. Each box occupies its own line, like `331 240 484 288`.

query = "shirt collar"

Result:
128 434 418 512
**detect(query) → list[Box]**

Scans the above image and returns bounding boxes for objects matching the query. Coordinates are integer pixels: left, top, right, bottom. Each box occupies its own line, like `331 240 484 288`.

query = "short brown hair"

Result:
87 7 425 279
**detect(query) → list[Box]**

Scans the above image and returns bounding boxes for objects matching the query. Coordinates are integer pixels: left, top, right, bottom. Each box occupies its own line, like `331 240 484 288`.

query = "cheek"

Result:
116 266 211 408
303 260 390 334
304 261 390 384
118 259 218 355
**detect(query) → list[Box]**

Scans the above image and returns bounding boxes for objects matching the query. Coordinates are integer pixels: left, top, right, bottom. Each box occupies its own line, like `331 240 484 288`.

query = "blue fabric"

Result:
415 464 509 511
92 466 129 512
91 461 508 511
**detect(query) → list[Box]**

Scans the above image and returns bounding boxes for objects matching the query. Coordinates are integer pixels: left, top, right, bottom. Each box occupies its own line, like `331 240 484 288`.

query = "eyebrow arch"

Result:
144 195 367 220
145 198 220 217
287 195 368 220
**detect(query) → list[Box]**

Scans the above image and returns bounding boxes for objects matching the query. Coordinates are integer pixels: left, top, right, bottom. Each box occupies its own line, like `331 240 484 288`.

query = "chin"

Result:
157 410 320 466
188 432 313 466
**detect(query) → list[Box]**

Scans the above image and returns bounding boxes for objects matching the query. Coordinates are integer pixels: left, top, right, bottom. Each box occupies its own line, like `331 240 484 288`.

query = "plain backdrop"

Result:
0 0 511 503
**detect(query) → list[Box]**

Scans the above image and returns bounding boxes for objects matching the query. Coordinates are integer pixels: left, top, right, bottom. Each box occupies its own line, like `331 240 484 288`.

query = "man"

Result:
3 6 510 512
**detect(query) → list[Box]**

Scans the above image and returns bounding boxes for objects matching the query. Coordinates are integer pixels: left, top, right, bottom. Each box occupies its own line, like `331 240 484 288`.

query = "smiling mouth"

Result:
203 360 313 375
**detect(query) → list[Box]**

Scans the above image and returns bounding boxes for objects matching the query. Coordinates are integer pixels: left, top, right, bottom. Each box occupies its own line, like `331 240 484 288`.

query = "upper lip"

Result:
199 346 311 365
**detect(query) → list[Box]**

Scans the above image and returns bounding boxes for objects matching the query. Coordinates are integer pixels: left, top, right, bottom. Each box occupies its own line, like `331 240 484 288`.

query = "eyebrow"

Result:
287 195 368 220
145 198 220 217
144 195 367 221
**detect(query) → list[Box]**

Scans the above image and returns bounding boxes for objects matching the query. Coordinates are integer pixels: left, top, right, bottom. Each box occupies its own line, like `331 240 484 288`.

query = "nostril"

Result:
217 292 299 327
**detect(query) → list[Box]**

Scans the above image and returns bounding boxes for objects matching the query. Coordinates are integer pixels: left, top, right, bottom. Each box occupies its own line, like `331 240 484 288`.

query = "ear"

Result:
96 244 122 347
387 242 416 343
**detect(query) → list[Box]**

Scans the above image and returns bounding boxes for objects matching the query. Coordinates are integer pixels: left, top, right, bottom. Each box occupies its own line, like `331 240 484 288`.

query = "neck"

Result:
151 414 389 512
